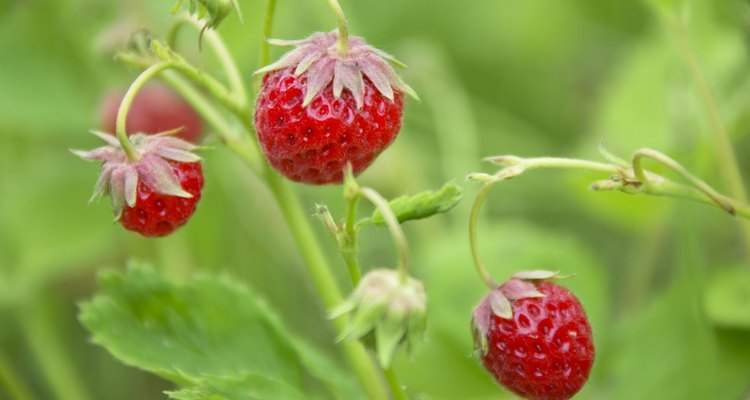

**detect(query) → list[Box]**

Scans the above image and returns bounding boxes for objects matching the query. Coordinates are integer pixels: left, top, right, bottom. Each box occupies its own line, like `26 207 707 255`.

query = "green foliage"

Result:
705 266 750 330
79 263 360 399
362 182 463 226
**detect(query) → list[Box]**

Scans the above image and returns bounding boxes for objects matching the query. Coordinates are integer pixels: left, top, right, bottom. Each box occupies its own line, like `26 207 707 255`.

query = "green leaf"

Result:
362 182 463 226
704 266 750 330
79 262 360 398
166 373 307 400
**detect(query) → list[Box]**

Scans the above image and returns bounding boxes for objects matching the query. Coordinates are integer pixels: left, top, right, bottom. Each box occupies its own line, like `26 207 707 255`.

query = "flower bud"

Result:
329 269 427 367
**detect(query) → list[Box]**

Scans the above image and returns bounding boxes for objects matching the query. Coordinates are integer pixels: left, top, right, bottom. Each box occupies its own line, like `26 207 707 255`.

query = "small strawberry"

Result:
254 31 417 185
99 84 204 143
72 130 204 237
472 271 594 400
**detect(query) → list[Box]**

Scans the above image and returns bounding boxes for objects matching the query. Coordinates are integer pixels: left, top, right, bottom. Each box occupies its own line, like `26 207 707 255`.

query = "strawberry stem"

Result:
167 14 248 110
343 189 363 285
116 62 175 162
469 182 499 290
255 0 278 94
359 187 410 283
326 0 350 55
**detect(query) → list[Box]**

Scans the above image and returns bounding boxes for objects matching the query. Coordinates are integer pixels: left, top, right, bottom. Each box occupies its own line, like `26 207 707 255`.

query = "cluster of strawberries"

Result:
75 29 593 400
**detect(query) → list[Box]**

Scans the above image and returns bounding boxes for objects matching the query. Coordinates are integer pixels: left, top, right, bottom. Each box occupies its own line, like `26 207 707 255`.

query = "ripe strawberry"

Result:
472 271 594 400
254 31 417 185
73 131 204 237
99 84 204 143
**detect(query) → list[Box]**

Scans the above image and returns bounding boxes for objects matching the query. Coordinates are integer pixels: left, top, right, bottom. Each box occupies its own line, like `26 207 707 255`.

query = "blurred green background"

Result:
2 0 750 399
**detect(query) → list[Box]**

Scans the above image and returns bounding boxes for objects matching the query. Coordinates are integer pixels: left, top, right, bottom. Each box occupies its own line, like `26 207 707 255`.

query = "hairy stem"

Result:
325 0 350 55
116 62 175 161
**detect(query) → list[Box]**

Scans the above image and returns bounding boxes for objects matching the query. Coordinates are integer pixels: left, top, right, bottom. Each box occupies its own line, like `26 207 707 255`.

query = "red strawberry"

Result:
73 131 204 237
254 31 417 185
99 84 203 143
472 271 594 400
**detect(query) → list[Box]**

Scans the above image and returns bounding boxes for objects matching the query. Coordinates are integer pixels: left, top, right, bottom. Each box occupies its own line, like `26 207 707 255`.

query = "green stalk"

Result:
0 350 35 400
342 191 362 285
384 366 409 400
19 303 91 400
255 0 278 94
468 182 498 289
116 62 176 161
359 187 410 282
325 0 350 55
167 15 248 109
667 13 750 252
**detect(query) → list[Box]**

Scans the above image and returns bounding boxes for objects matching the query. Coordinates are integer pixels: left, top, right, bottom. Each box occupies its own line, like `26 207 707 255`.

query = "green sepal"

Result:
361 182 463 227
375 310 408 368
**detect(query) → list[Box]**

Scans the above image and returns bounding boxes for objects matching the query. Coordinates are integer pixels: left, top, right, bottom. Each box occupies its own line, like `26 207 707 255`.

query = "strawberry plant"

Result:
4 0 750 400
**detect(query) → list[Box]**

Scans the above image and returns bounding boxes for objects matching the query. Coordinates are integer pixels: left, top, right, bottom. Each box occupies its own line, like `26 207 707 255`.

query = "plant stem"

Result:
384 366 409 400
166 15 248 109
255 0 278 93
325 0 350 55
0 350 35 400
18 303 92 400
468 182 498 289
116 62 174 161
153 64 390 400
262 170 390 400
342 191 362 285
359 187 410 282
667 14 750 251
479 154 750 219
156 70 263 173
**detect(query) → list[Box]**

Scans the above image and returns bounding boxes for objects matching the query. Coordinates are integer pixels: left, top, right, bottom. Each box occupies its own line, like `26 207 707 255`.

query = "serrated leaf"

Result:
166 373 308 400
363 182 463 226
79 263 361 398
704 266 750 330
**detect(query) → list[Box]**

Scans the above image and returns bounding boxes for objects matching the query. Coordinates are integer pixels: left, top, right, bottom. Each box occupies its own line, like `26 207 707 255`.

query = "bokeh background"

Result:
2 0 750 399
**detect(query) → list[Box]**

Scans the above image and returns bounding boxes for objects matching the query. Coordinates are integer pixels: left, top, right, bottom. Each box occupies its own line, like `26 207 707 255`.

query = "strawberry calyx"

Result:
255 31 418 109
72 130 201 219
471 270 565 355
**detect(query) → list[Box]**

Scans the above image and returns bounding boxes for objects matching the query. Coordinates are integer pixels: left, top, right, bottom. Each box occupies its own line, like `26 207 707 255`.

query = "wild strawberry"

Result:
99 84 204 143
254 31 417 185
72 130 204 237
472 271 594 400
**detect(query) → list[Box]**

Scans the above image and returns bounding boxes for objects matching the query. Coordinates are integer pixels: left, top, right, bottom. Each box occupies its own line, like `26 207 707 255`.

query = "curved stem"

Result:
116 62 174 161
325 0 350 55
359 187 410 281
383 366 408 400
468 182 498 289
167 15 248 108
632 148 734 214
